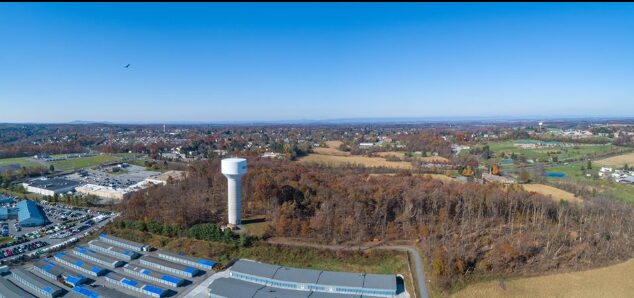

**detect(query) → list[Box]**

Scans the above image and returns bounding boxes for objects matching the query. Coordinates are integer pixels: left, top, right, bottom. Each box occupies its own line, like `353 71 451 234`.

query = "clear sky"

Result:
1 3 633 123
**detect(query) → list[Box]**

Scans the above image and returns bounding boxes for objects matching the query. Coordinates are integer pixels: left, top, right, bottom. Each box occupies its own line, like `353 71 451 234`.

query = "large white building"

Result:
22 178 79 196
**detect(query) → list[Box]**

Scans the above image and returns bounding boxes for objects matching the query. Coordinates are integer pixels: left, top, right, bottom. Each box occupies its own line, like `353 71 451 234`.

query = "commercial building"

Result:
54 252 107 277
72 246 125 268
144 170 187 185
22 178 79 196
88 240 140 261
10 267 64 298
32 259 66 280
0 207 18 220
69 285 137 298
157 250 216 271
0 278 37 298
104 271 168 298
99 233 150 252
140 255 200 278
123 263 186 288
221 259 398 298
17 200 49 227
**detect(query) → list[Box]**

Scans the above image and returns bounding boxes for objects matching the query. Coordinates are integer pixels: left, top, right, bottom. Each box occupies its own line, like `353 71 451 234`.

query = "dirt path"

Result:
267 237 429 298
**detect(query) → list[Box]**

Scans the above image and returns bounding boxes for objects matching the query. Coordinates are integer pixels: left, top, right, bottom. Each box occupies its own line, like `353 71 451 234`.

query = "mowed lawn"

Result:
0 156 43 168
51 154 121 171
522 184 583 204
452 258 634 298
596 152 634 167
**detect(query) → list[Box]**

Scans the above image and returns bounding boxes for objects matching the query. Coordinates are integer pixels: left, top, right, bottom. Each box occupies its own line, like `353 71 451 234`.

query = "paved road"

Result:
267 238 429 298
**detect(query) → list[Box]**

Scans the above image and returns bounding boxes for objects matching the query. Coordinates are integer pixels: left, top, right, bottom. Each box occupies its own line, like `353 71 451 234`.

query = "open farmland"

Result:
313 147 351 156
376 151 450 163
488 140 624 167
596 152 634 167
452 258 634 298
0 156 43 169
522 184 582 204
298 154 413 169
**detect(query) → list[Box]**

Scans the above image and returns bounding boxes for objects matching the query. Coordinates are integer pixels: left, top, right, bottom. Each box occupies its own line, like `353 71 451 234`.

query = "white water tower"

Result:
221 158 247 226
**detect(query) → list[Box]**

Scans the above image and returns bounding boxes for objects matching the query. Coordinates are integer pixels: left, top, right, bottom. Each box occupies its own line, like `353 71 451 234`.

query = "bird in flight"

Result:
124 64 131 68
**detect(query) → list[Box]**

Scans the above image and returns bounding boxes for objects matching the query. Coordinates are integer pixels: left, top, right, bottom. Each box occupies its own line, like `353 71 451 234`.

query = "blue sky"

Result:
1 3 633 123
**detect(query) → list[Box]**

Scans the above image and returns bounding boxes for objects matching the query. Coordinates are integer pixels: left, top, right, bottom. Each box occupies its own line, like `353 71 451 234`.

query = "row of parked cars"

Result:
0 240 47 259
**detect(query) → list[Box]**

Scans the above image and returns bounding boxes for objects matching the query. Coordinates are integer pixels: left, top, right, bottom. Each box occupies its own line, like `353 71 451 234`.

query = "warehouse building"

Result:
157 250 216 270
88 240 140 261
69 285 137 298
123 263 186 287
10 267 64 298
22 178 79 196
104 271 168 298
0 278 37 298
72 246 125 268
54 252 107 277
99 233 150 252
224 259 398 297
32 259 66 280
17 200 49 227
140 255 200 278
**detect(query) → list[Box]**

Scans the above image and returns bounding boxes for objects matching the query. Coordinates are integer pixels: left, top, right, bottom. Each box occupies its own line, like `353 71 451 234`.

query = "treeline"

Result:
113 219 254 247
119 158 634 290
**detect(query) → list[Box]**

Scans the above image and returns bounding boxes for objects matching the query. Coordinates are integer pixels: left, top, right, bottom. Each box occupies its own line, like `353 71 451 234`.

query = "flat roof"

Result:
230 259 281 279
69 285 137 298
141 255 199 274
0 278 37 298
308 293 361 298
157 250 215 267
123 263 185 285
89 240 139 257
104 271 167 295
26 178 79 191
363 274 397 291
73 246 123 265
99 233 146 249
33 259 66 277
54 252 106 275
11 267 63 295
272 266 322 284
209 277 263 297
255 287 312 298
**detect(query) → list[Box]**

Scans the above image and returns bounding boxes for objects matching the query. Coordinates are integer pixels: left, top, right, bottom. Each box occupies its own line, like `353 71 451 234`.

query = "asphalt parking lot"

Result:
65 164 160 189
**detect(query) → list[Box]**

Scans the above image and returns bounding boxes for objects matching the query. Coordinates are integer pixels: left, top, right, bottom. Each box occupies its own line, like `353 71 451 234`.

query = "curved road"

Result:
267 238 429 298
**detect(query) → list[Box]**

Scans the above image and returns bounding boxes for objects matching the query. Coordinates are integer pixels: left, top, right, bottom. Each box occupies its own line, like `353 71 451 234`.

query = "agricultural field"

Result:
522 184 582 204
50 154 122 171
298 154 413 169
376 151 450 163
452 258 634 298
596 152 634 167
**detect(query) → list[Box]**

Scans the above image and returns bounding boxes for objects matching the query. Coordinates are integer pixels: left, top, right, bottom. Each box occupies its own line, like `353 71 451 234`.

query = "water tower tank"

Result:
221 158 247 226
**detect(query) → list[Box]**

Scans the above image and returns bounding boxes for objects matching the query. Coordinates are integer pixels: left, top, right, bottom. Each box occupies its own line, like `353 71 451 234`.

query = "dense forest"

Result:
120 158 634 289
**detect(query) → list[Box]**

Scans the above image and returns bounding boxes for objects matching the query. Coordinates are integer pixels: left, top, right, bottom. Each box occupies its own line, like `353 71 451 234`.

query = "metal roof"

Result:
231 259 281 279
99 233 146 250
0 278 37 298
123 263 185 285
89 240 140 258
272 266 322 284
209 277 263 297
17 200 48 226
54 252 107 275
317 271 365 288
157 250 216 268
33 259 65 277
141 255 199 274
73 246 124 266
363 274 397 291
308 293 361 298
10 267 63 295
70 285 137 298
254 286 312 298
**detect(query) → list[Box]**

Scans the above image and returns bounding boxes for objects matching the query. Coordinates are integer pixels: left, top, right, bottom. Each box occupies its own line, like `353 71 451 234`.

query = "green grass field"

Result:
0 157 43 169
486 140 624 168
544 162 634 204
51 155 122 171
